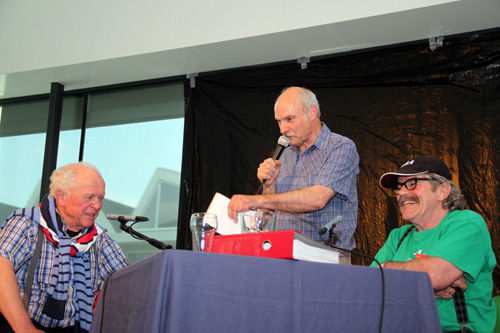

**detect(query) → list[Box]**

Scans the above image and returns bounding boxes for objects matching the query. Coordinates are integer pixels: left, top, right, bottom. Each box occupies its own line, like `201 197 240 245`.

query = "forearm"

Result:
257 185 335 213
383 257 463 291
228 185 335 219
0 257 39 332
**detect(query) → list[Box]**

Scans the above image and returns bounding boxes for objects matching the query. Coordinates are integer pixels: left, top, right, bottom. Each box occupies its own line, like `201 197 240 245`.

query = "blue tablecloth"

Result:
90 250 441 332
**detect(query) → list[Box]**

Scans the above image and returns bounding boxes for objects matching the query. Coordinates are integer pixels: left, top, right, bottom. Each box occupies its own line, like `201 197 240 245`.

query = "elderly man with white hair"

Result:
0 162 128 333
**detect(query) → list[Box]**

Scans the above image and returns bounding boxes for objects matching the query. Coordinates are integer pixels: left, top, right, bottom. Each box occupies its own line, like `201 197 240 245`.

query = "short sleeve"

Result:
316 137 359 199
0 215 37 270
427 211 490 282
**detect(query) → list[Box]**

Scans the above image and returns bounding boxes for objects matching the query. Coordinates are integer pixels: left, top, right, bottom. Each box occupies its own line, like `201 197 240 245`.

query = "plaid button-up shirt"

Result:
0 214 128 329
275 123 359 249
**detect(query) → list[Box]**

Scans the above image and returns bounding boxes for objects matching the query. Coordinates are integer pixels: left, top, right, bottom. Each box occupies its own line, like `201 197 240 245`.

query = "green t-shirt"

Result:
371 210 496 332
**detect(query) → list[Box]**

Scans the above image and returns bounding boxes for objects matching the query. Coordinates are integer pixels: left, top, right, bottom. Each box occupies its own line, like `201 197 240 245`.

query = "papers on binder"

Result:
206 192 241 235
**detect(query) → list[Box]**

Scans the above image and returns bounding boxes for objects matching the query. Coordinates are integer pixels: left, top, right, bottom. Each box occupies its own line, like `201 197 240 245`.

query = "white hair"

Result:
49 162 101 197
279 86 321 117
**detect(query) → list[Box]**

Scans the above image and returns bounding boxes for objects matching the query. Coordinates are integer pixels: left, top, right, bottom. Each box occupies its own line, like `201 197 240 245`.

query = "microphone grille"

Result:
278 136 290 147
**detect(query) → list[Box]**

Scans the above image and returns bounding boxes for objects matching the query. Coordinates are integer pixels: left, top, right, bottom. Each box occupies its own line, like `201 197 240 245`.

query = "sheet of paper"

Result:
206 192 241 235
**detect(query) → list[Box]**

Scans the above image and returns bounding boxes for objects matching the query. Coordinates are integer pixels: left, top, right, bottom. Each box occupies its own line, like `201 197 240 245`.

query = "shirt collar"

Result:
292 122 330 154
314 122 331 150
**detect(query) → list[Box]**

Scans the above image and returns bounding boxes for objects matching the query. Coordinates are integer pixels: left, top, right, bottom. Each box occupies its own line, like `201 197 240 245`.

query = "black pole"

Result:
118 219 172 250
39 82 64 201
78 93 89 162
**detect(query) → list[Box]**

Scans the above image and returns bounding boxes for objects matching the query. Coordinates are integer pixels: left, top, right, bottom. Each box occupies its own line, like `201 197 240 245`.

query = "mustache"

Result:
398 194 419 208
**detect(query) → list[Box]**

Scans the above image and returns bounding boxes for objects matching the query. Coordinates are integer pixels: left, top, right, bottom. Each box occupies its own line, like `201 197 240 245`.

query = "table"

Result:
90 250 441 332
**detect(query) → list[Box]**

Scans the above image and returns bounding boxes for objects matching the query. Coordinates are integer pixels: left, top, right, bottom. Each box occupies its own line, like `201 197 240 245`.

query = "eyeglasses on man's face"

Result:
392 178 431 195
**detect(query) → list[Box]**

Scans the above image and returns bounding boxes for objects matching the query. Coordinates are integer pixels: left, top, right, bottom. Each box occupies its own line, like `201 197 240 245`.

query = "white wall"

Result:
0 0 456 74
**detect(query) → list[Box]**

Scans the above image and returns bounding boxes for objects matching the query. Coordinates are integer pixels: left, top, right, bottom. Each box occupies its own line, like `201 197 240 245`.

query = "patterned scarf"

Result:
15 195 102 332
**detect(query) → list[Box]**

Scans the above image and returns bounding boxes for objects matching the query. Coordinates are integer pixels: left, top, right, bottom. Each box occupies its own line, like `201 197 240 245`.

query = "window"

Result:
0 100 49 218
57 95 86 166
82 83 184 263
0 81 185 264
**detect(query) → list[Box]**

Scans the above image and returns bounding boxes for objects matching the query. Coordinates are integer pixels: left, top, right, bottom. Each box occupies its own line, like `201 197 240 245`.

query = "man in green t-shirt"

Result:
371 156 496 332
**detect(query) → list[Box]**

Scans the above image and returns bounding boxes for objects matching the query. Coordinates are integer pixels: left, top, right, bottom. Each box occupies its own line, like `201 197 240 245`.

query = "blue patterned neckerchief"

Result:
14 194 102 332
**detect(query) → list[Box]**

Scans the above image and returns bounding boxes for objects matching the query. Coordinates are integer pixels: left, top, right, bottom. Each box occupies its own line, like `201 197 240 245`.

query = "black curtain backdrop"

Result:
177 30 500 294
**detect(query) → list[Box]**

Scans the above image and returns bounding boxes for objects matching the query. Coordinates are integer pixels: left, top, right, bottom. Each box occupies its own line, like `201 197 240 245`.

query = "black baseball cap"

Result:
379 156 452 189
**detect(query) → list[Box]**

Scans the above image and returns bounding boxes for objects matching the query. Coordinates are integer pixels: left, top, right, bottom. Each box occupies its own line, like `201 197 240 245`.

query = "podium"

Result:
90 250 441 332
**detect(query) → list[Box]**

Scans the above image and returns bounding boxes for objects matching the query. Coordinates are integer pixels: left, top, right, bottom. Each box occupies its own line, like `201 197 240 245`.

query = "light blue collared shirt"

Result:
275 123 359 249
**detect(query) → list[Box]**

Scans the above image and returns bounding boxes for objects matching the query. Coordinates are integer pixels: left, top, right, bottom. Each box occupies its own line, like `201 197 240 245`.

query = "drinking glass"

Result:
190 213 218 252
240 210 276 233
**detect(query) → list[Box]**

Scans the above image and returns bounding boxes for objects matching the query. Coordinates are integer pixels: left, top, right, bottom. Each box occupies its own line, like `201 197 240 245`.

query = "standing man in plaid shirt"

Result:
228 87 359 251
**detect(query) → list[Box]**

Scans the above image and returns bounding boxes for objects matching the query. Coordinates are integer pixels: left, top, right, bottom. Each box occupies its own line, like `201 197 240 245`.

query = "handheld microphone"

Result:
271 135 290 160
318 215 342 236
263 136 290 184
106 214 149 222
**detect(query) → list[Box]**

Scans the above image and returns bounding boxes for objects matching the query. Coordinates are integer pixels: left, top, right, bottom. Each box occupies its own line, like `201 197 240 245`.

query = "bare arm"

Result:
384 256 465 292
434 275 467 299
0 257 43 333
228 184 335 220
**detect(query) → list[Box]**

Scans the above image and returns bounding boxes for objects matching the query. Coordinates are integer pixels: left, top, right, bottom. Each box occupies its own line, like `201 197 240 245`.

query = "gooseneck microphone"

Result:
107 214 172 252
318 215 343 236
106 214 149 222
263 135 290 184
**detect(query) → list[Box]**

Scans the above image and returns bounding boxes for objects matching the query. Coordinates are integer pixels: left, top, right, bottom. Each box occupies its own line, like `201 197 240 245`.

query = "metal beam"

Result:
39 82 64 201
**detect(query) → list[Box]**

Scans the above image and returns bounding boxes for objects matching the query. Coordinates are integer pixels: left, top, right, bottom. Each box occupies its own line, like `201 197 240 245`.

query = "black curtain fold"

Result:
178 30 500 294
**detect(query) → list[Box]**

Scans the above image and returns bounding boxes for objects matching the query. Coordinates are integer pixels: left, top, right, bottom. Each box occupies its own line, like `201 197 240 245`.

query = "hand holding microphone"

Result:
257 159 281 185
259 135 290 185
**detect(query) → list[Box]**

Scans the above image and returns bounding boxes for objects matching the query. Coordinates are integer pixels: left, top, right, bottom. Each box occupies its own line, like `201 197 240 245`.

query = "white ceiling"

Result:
1 0 499 100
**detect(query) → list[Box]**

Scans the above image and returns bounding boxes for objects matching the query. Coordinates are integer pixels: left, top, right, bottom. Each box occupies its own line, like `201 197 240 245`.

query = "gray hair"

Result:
280 87 321 117
425 173 466 211
49 162 101 197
